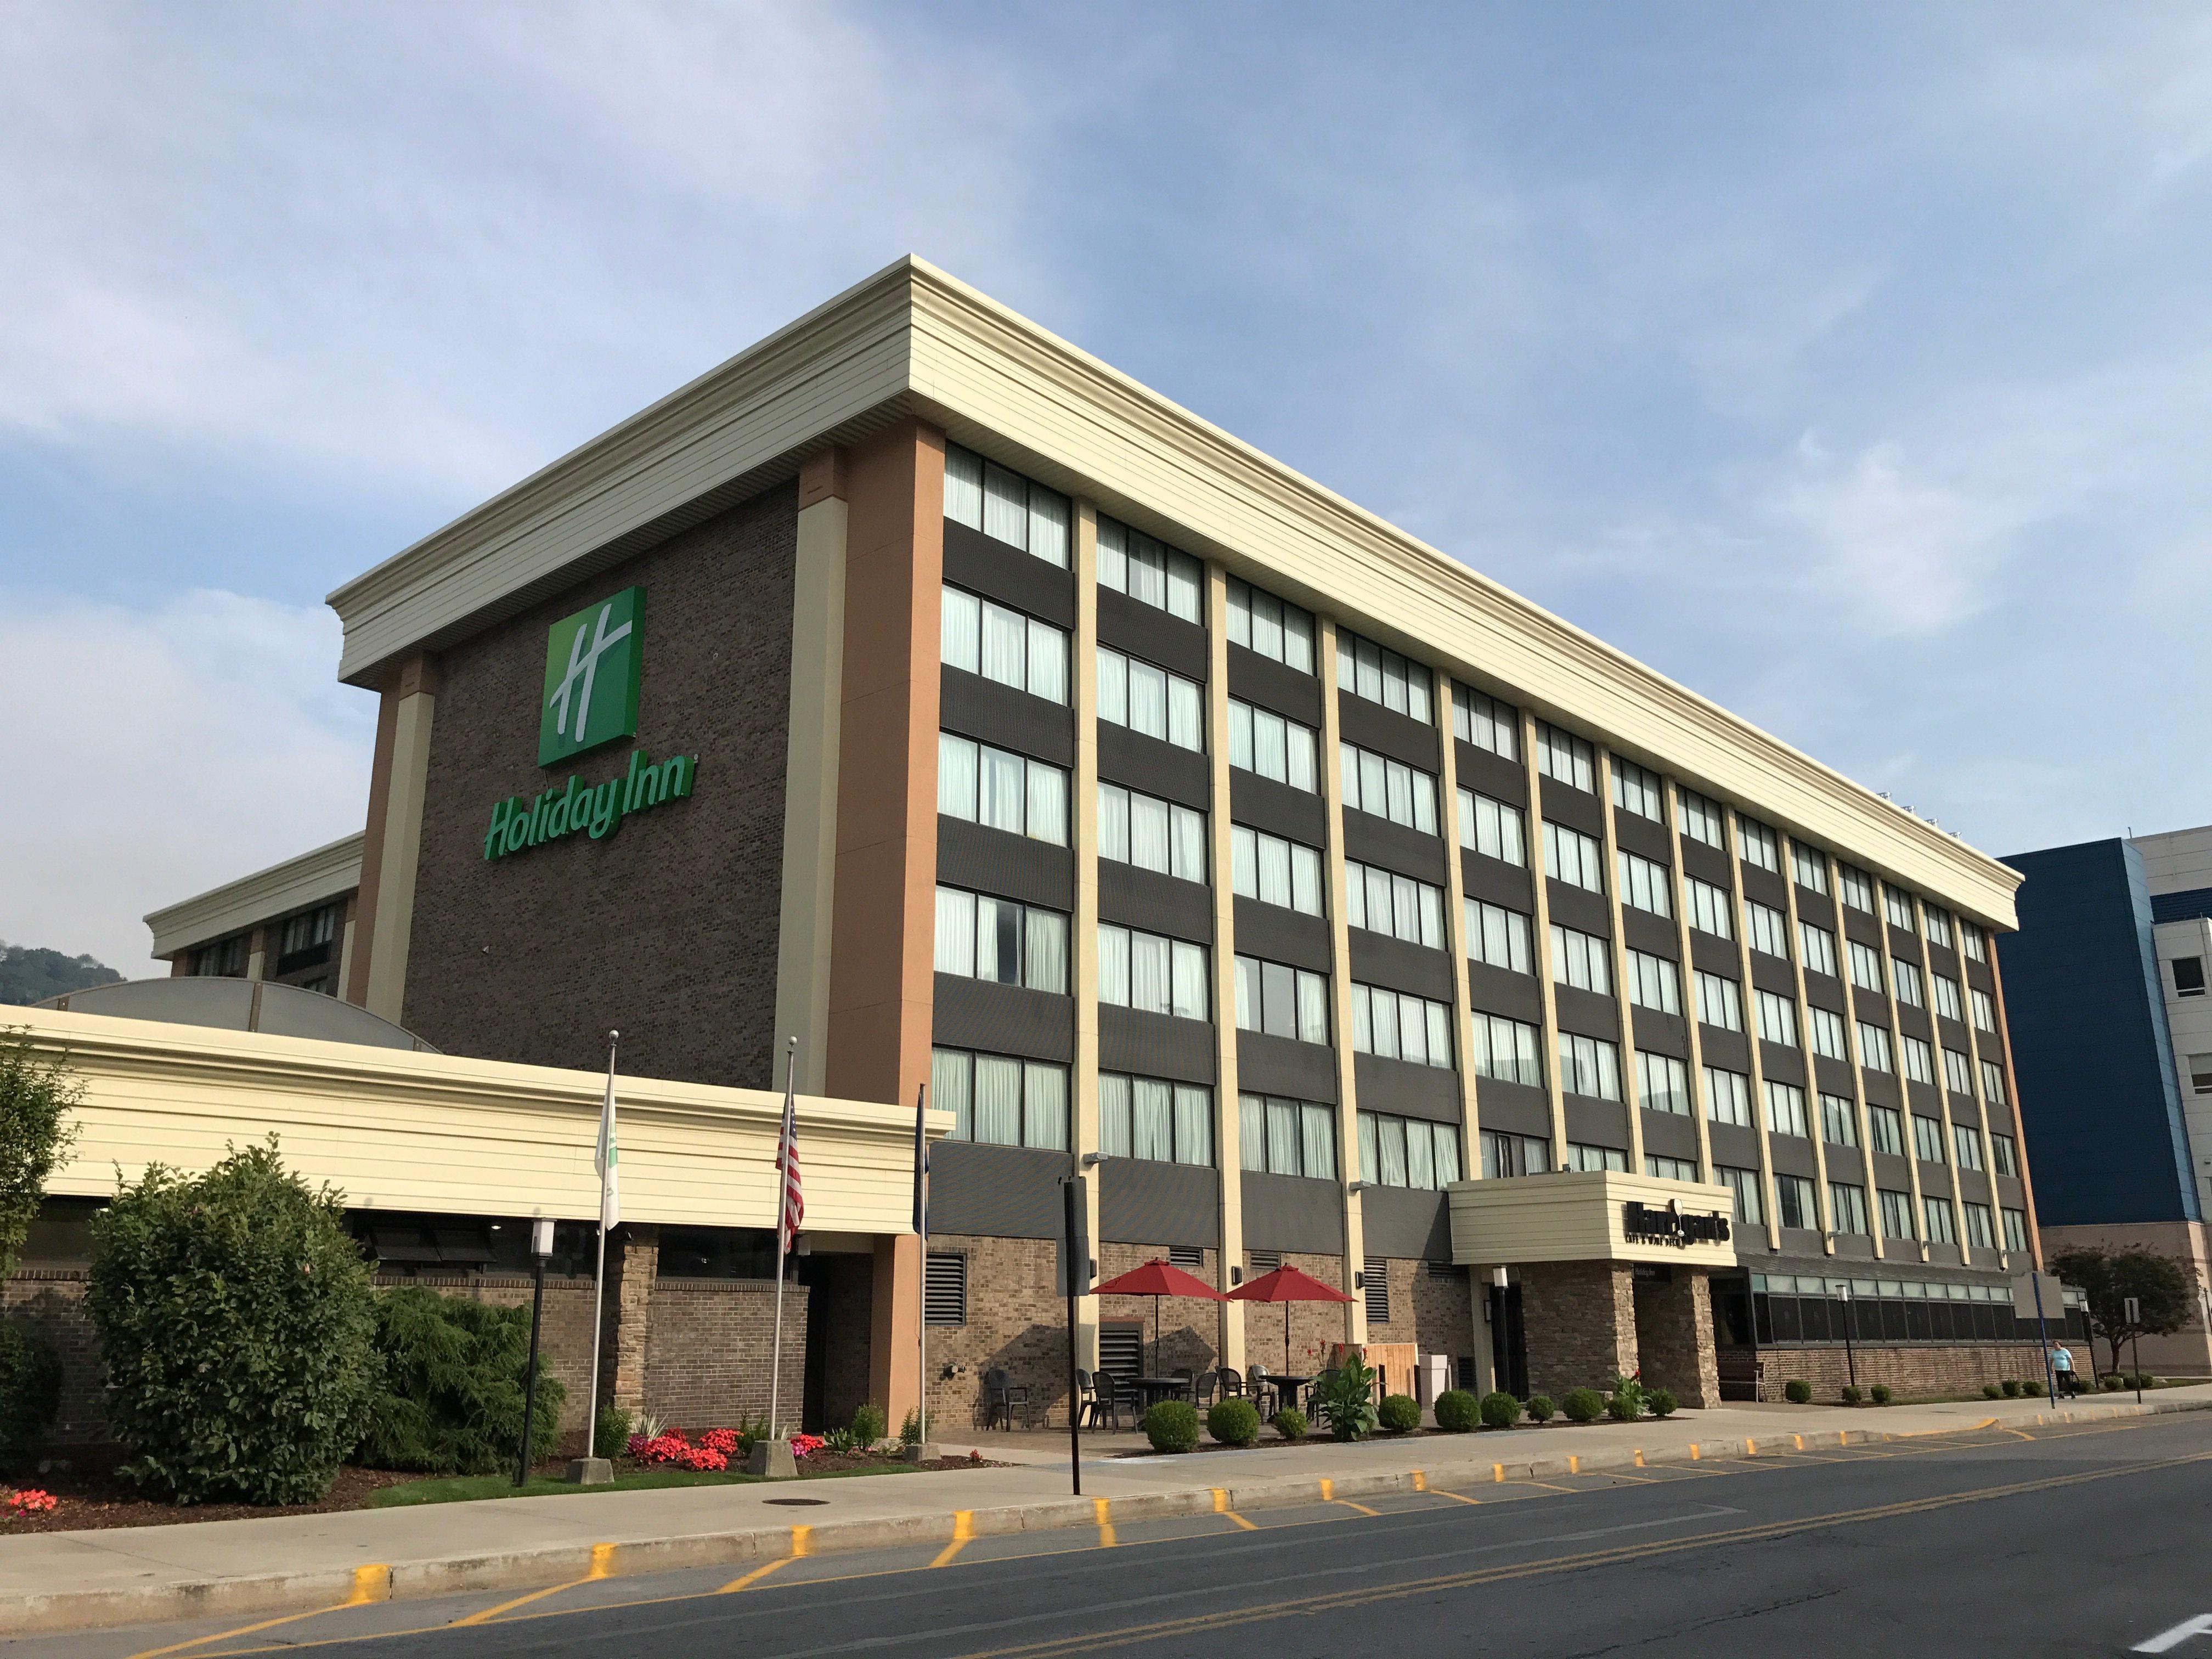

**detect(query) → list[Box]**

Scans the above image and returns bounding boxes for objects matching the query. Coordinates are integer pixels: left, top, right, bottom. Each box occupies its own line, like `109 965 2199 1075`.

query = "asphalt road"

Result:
22 1412 2212 1659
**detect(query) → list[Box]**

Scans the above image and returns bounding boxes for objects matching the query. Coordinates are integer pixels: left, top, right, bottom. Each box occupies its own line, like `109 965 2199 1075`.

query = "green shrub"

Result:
2023 1379 2046 1397
593 1404 631 1460
2101 1374 2125 1392
0 1320 61 1459
1869 1384 1893 1406
1647 1387 1677 1419
1207 1398 1261 1447
1434 1390 1481 1432
1606 1391 1640 1422
2130 1373 2159 1389
1142 1400 1200 1454
1272 1407 1308 1441
1561 1387 1605 1423
1839 1384 1861 1405
1782 1379 1812 1404
87 1141 376 1504
1526 1393 1556 1423
900 1407 923 1446
0 1031 83 1286
1378 1393 1421 1433
357 1286 566 1476
1981 1383 2004 1400
1479 1390 1522 1429
1314 1358 1380 1442
851 1402 887 1447
2000 1378 2023 1398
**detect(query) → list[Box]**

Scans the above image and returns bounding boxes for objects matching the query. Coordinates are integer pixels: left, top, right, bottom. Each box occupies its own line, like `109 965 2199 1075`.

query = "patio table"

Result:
1129 1376 1195 1409
1255 1373 1312 1413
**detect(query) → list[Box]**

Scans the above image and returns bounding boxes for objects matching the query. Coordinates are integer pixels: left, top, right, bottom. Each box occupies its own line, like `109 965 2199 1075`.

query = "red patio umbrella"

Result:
1093 1257 1224 1376
1227 1263 1354 1375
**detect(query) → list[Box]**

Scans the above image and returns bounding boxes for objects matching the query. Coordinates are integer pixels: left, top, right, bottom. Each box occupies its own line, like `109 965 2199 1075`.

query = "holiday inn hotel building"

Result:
15 258 2072 1435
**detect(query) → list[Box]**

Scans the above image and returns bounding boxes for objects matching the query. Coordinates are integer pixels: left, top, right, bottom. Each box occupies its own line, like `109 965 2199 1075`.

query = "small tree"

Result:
0 1030 82 1282
2050 1245 2196 1377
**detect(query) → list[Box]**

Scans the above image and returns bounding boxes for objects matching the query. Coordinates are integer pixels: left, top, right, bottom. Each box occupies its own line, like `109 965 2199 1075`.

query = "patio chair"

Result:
983 1367 1030 1431
1247 1363 1279 1416
1216 1367 1245 1404
1089 1370 1128 1431
1074 1368 1098 1427
1173 1366 1200 1407
1189 1368 1217 1408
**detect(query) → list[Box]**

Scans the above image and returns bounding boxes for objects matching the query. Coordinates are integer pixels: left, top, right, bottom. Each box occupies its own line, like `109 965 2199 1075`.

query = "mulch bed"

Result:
1110 1418 1674 1456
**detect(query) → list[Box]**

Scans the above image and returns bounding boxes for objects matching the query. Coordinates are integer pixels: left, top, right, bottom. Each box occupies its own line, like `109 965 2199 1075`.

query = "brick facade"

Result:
921 1234 1076 1430
1 1269 103 1442
1731 1340 2092 1402
1364 1260 1479 1383
645 1278 809 1431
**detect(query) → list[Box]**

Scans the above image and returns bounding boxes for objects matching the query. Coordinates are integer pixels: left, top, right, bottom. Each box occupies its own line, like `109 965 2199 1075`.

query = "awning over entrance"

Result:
1447 1171 1739 1271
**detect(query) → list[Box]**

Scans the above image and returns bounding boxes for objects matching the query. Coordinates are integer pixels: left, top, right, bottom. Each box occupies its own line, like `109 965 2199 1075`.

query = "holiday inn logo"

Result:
539 587 644 765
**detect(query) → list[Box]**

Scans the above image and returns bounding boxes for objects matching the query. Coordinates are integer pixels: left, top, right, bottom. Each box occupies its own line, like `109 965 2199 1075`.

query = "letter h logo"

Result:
539 588 643 765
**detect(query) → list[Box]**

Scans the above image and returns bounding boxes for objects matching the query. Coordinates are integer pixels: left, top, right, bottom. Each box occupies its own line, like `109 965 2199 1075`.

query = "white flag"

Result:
595 1048 620 1231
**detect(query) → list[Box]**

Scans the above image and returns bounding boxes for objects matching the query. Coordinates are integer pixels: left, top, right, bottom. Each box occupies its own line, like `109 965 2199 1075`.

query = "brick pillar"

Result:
598 1223 659 1417
1519 1260 1638 1397
1633 1268 1722 1407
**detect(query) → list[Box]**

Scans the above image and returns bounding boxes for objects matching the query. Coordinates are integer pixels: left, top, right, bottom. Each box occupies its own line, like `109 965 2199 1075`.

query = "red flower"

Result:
4 1489 56 1515
701 1428 740 1455
788 1434 826 1458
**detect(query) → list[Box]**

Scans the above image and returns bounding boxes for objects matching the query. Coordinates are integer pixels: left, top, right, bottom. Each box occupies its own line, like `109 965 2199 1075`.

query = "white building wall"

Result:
2153 917 2212 1218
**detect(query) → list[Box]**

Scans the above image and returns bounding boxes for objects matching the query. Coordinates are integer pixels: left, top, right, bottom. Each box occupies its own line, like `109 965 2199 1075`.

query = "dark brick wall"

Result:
404 482 799 1089
2 1269 103 1442
1734 1340 2090 1402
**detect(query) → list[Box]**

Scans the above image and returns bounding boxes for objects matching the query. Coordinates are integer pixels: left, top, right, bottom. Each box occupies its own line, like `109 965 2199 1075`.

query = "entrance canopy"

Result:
1448 1170 1739 1271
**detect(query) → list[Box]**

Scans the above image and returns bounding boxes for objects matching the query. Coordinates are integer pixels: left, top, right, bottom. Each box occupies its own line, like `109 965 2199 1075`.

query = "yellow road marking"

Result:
1211 1487 1258 1531
1568 1455 1580 1474
1745 1438 1757 1455
1426 1486 1484 1506
1318 1477 1333 1500
455 1543 615 1626
1689 1443 1701 1459
1094 1497 1116 1548
719 1556 795 1594
1634 1448 1645 1466
1793 1435 1804 1451
932 1511 976 1568
1492 1463 1505 1482
127 1566 390 1659
1333 1498 1380 1516
1411 1471 1427 1492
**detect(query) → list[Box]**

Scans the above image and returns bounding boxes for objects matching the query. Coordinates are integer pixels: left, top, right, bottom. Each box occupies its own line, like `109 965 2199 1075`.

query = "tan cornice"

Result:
144 832 365 959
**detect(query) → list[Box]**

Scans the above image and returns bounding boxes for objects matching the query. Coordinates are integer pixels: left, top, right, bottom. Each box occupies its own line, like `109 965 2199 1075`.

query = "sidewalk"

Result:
5 1386 2206 1635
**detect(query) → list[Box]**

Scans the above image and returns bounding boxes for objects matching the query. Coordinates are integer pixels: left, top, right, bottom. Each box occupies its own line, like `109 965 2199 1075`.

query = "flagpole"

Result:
584 1030 618 1464
770 1037 797 1441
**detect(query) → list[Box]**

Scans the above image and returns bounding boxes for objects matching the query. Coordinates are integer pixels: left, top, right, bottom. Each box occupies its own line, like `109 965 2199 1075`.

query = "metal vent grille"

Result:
924 1252 968 1327
1364 1255 1390 1325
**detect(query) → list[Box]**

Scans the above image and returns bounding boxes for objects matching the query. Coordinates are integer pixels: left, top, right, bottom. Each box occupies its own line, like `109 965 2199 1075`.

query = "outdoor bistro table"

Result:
1130 1376 1194 1408
1256 1373 1312 1413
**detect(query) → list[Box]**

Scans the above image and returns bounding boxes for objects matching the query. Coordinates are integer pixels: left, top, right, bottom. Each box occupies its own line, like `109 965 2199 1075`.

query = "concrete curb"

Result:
6 1395 2204 1636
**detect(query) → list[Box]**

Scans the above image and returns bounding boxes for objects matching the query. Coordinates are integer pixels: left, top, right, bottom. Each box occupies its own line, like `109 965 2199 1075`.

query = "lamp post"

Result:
515 1215 555 1486
1833 1280 1858 1395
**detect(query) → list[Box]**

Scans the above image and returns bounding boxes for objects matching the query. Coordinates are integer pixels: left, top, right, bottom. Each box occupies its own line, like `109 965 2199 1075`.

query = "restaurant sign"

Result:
1622 1200 1731 1249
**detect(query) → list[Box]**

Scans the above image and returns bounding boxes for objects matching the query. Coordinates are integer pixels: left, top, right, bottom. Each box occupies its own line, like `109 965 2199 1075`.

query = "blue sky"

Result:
5 3 2210 972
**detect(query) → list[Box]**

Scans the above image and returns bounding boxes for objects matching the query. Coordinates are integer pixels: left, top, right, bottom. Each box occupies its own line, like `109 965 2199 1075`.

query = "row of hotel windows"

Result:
188 902 342 981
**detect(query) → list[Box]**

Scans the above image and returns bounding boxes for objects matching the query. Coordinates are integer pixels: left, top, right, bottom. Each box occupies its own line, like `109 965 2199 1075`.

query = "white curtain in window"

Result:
1286 725 1316 792
1131 932 1171 1014
1098 784 1130 865
980 601 1025 689
1169 678 1202 749
1228 702 1254 771
1351 986 1374 1053
1291 845 1321 914
1426 1002 1452 1068
1096 517 1127 591
1128 661 1167 741
1171 941 1206 1019
932 1049 972 1140
1174 1086 1210 1166
1380 1116 1409 1187
1234 955 1259 1030
1028 489 1069 568
1358 1113 1379 1183
1099 927 1130 1006
1026 763 1065 845
934 887 975 977
945 447 984 529
941 587 980 675
1266 1099 1299 1174
978 746 1023 833
1025 910 1067 994
1231 825 1256 897
1434 1127 1462 1184
1259 836 1292 908
1099 1074 1134 1158
938 733 977 820
1130 792 1170 873
973 1056 1021 1145
1406 1121 1436 1189
1023 1064 1067 1149
1029 620 1068 703
1098 650 1127 727
1296 972 1328 1044
981 464 1028 548
1239 1094 1266 1171
1166 557 1201 623
1255 709 1288 780
1398 996 1428 1065
1133 1079 1173 1160
1302 1105 1336 1180
1172 806 1205 883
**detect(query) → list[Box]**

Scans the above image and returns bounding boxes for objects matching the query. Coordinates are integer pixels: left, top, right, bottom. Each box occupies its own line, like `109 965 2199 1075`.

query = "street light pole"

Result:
1835 1281 1857 1395
515 1215 554 1486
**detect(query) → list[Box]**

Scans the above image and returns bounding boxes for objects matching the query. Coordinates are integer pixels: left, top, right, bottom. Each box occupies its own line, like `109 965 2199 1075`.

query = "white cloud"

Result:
0 588 374 975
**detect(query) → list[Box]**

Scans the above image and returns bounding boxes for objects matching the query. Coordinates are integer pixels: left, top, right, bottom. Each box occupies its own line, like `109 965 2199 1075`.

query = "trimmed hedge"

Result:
1207 1398 1261 1448
1561 1387 1605 1423
1479 1390 1522 1429
0 1320 61 1460
1143 1400 1200 1454
1526 1394 1556 1423
1782 1379 1812 1404
1869 1384 1893 1406
1433 1390 1481 1433
1647 1387 1677 1419
1272 1407 1308 1441
1378 1393 1421 1433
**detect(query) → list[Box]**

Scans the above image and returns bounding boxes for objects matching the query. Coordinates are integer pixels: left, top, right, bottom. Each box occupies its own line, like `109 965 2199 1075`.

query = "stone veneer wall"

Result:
1632 1271 1721 1408
1517 1261 1639 1398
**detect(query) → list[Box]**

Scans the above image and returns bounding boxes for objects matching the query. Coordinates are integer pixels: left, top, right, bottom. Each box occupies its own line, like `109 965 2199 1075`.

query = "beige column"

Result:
353 652 438 1026
1662 780 1717 1183
1315 617 1367 1344
1204 563 1245 1369
773 449 850 1093
1592 749 1646 1173
245 926 269 984
1520 714 1570 1170
1984 946 2045 1267
1907 898 1973 1257
1837 856 1928 1265
1947 925 2010 1267
1071 503 1104 1373
1722 810 1781 1254
1773 845 1838 1254
335 896 358 1004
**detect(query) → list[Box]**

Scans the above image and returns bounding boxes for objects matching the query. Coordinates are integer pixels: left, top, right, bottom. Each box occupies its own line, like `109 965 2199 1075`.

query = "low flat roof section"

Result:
1449 1171 1740 1271
145 832 365 960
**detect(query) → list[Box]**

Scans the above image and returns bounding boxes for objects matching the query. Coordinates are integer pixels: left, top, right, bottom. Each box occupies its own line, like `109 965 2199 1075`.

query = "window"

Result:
940 585 1069 703
1340 742 1439 834
1336 630 1434 724
1829 1182 1870 1235
1568 1142 1629 1173
1791 842 1829 894
2175 956 2208 998
1686 877 1734 940
1900 1035 1935 1087
1647 1154 1698 1181
1099 926 1209 1021
1471 1013 1545 1088
1535 723 1596 792
1847 940 1886 994
1953 1124 1984 1171
945 444 1070 567
192 935 250 977
278 904 338 958
1096 515 1201 621
1104 785 1207 884
1234 955 1329 1045
1820 1093 1859 1146
1867 1105 1905 1156
1351 984 1455 1069
1099 1073 1213 1166
1679 789 1725 849
1979 1060 2008 1105
1230 823 1321 913
1925 907 1954 950
1839 864 1875 913
1483 1129 1550 1179
1942 1047 1973 1096
925 1252 968 1326
1550 923 1612 995
1624 949 1680 1015
1763 1079 1809 1137
1808 1006 1848 1062
1347 861 1446 949
1694 971 1743 1032
1883 885 1916 933
1738 817 1780 874
1775 1173 1818 1231
1357 1112 1463 1189
1543 822 1604 892
1616 849 1673 918
1892 958 1925 1008
1228 699 1321 792
1857 1021 1894 1073
934 886 1069 993
1877 1188 1915 1241
1226 577 1314 672
1458 788 1527 866
2001 1206 2029 1251
1611 758 1662 820
1970 988 1996 1032
1913 1114 1946 1164
1719 1165 1764 1226
1922 1197 1957 1246
1932 974 1963 1023
1960 921 1987 963
1746 900 1790 960
1755 990 1799 1048
1240 1094 1338 1180
1703 1065 1753 1127
938 733 1069 844
930 1047 1069 1149
1465 899 1534 974
1454 688 1520 759
1990 1132 2019 1177
1638 1051 1691 1114
1557 1032 1622 1100
1098 646 1203 752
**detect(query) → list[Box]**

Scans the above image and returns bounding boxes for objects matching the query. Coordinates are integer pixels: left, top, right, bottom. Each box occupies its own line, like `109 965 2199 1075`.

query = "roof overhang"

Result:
1449 1171 1741 1271
144 832 365 959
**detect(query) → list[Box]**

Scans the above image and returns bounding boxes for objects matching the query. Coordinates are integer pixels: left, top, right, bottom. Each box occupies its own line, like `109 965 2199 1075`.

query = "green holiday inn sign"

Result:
482 586 699 861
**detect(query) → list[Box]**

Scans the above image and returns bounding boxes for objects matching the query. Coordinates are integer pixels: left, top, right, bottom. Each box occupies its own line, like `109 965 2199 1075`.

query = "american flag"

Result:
776 1073 804 1254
